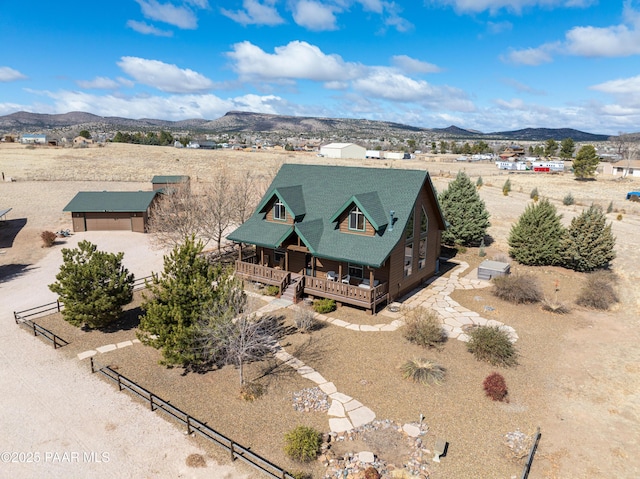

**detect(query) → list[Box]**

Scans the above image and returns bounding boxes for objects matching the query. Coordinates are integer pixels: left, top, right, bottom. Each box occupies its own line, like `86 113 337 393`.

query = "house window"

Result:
348 263 364 279
404 243 413 277
273 200 286 221
404 208 415 277
349 206 365 231
419 207 428 269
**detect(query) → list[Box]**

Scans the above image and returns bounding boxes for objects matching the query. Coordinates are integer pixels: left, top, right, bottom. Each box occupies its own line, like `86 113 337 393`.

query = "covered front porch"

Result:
234 252 389 314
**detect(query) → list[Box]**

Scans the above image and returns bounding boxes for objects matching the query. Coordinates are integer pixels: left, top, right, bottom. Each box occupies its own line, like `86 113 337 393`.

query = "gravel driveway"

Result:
0 231 248 479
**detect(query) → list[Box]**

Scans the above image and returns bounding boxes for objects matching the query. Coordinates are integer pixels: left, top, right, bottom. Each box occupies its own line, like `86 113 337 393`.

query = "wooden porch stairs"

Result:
281 273 303 303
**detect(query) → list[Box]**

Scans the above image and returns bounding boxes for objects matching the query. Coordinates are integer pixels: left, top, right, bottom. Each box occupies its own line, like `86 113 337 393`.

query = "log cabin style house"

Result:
227 164 446 314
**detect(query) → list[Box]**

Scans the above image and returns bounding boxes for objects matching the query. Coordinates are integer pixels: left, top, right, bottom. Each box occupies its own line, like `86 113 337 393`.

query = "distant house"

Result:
227 164 446 314
21 134 46 145
320 143 366 159
602 160 640 177
73 136 93 146
151 175 190 192
531 160 565 172
499 145 525 159
63 191 159 233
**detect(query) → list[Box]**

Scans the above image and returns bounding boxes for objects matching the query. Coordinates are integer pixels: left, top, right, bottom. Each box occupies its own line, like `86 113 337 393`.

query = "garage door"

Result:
85 213 132 231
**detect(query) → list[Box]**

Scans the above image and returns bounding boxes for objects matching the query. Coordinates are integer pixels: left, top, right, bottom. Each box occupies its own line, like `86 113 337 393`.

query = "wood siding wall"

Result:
337 207 376 236
264 197 294 225
387 185 441 301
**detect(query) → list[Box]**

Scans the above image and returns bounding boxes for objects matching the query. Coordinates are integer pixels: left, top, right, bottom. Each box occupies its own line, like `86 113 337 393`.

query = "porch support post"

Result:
338 264 343 282
285 250 289 271
238 243 242 261
369 269 374 286
260 248 264 265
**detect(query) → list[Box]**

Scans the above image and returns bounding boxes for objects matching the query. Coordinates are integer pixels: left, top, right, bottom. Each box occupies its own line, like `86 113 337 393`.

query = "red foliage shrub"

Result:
483 372 508 402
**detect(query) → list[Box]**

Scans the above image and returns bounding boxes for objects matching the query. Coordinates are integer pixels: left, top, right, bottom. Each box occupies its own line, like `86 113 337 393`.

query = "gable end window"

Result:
273 200 286 221
349 206 365 231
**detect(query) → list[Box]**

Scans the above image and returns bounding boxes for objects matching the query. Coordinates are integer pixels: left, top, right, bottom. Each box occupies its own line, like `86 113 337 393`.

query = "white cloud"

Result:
0 66 27 82
357 0 384 13
564 24 640 57
501 78 546 95
220 0 284 26
117 57 214 93
503 2 640 63
591 74 640 94
227 41 362 81
391 55 441 73
76 77 121 90
134 0 199 29
126 20 173 36
502 44 557 65
292 0 339 31
431 0 594 14
486 21 512 35
352 68 475 111
20 89 284 121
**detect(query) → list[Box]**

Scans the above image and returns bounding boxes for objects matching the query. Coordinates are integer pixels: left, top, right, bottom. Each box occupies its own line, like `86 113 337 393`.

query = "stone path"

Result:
77 260 518 436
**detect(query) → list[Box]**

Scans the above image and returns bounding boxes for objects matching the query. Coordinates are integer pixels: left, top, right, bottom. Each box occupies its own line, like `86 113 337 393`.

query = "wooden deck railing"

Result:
234 261 389 310
304 276 388 309
235 260 290 285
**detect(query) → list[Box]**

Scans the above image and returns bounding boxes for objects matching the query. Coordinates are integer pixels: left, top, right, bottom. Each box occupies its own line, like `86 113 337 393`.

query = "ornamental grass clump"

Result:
402 307 446 349
467 326 518 367
492 273 542 304
294 308 317 333
40 230 57 248
284 426 322 462
401 358 446 385
576 270 619 310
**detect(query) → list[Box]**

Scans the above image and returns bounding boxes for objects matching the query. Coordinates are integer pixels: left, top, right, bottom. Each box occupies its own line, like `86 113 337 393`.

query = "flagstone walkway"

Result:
78 260 518 434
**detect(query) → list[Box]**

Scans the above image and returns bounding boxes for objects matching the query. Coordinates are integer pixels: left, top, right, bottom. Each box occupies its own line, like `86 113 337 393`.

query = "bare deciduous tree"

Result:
147 184 205 248
195 283 282 387
148 171 261 251
613 132 639 179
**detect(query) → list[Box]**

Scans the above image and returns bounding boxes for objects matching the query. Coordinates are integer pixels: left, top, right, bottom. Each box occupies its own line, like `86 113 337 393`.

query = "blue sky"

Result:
1 0 638 135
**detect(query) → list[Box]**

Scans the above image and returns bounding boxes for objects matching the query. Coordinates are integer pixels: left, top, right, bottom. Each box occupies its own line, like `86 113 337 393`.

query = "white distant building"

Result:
320 143 366 159
496 161 527 171
21 134 46 144
365 150 382 159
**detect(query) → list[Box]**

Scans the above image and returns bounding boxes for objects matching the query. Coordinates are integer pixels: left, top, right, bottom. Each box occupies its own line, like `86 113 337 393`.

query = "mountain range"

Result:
0 110 613 142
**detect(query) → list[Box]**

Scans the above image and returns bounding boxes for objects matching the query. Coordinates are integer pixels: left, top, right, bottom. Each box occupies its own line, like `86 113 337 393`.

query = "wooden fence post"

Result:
230 442 235 461
57 300 61 312
117 374 122 391
90 357 95 373
150 394 155 411
32 322 37 337
186 416 191 435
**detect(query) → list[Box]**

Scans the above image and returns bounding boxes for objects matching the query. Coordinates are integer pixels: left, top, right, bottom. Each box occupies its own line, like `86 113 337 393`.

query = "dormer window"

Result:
273 200 286 221
349 206 365 231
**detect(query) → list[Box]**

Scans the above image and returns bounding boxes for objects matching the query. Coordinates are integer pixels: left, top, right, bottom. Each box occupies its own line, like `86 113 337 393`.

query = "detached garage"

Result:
63 191 158 233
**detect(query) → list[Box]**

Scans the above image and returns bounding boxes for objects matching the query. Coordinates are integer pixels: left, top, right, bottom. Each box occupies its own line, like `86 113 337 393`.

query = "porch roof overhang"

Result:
227 217 293 249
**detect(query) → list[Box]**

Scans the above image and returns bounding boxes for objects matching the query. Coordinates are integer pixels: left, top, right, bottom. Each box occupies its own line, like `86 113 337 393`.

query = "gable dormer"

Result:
257 185 306 225
330 191 388 236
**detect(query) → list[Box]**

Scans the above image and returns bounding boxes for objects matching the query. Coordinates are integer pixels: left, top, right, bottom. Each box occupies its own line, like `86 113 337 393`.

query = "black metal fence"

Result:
14 316 69 349
521 427 541 479
90 358 295 479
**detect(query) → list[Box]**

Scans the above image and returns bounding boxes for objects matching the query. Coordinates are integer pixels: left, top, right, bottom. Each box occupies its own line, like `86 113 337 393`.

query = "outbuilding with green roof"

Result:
63 191 159 233
228 164 446 313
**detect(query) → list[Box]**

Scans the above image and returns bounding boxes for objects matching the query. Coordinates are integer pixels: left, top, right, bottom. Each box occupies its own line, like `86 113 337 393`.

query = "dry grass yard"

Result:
2 142 640 478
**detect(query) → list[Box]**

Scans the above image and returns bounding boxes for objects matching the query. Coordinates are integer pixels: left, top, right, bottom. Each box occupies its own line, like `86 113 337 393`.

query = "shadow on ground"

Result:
0 217 27 248
0 263 35 284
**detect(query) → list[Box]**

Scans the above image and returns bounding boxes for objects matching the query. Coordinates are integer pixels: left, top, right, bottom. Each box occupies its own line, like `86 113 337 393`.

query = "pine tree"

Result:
439 171 491 246
559 138 575 159
49 240 134 329
561 205 616 272
573 145 599 179
138 236 225 367
508 199 565 266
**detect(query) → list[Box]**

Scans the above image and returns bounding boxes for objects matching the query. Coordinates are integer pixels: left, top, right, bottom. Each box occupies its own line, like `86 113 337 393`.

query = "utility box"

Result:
477 260 510 280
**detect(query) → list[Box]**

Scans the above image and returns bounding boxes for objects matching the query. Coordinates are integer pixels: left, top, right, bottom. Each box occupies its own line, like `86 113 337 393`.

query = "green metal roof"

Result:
228 164 446 268
151 175 190 184
63 191 158 213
